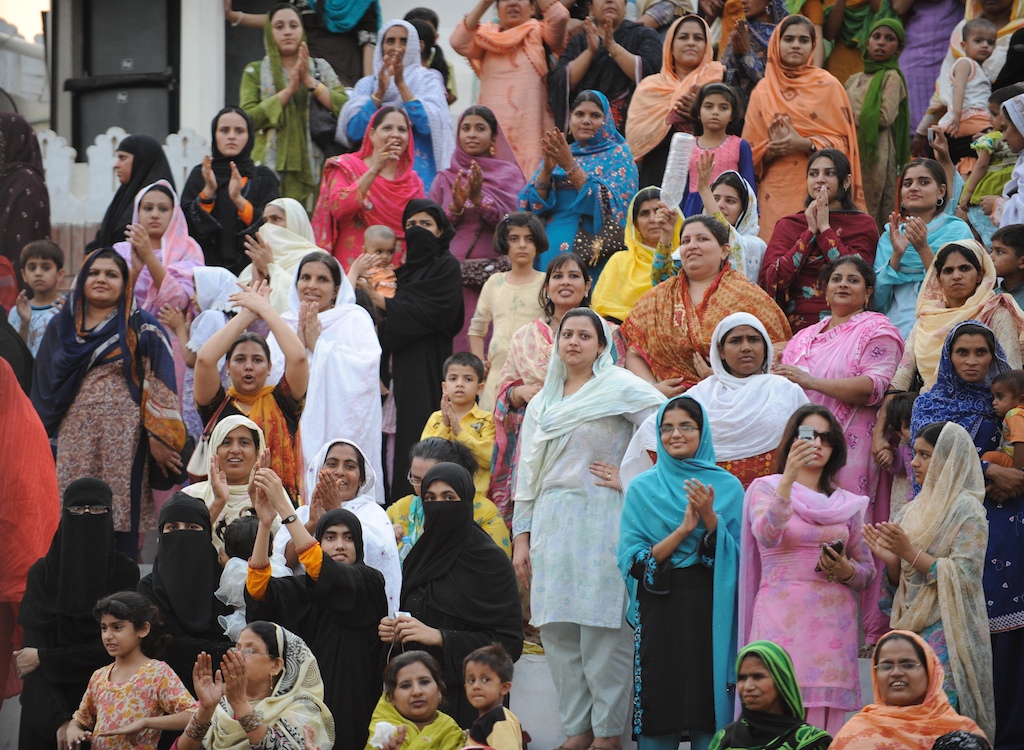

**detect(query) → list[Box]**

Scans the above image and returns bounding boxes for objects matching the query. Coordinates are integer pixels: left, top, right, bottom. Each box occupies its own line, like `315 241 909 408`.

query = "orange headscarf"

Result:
468 18 551 78
625 16 726 161
741 17 866 209
829 630 987 750
224 384 303 504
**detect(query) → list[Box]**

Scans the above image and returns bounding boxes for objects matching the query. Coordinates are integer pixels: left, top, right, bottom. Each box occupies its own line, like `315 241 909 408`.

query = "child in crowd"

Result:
990 225 1024 310
66 592 194 750
214 514 289 641
8 240 64 355
468 213 546 410
957 88 1023 242
982 370 1024 469
937 18 998 174
682 83 756 217
348 224 399 298
421 353 495 498
879 391 917 519
464 645 523 750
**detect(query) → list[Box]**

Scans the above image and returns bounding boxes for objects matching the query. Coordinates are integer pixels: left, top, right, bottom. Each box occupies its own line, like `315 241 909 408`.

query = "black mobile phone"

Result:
814 539 845 572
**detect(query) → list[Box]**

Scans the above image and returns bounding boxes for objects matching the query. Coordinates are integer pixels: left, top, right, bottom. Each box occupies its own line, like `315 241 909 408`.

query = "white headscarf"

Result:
1001 94 1024 226
337 19 454 170
266 255 384 503
686 312 809 460
274 438 402 614
187 267 241 361
238 197 323 314
515 310 665 511
725 172 767 284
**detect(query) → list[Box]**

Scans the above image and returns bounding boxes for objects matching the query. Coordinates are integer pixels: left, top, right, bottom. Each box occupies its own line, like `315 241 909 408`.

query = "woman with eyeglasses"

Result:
829 630 985 750
17 478 139 750
177 621 334 750
862 420 994 738
739 404 875 735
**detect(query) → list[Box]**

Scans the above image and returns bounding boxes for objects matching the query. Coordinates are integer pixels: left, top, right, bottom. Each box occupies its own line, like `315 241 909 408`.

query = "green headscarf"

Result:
857 17 910 169
709 641 832 750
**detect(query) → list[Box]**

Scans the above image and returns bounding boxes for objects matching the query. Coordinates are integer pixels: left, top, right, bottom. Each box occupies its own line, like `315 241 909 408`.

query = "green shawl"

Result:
709 641 832 750
857 17 909 168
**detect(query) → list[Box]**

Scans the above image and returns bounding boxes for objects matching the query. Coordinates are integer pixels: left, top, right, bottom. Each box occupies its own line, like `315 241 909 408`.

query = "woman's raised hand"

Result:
695 151 715 192
127 222 155 258
731 20 750 56
782 435 817 480
451 171 469 213
316 468 347 511
286 53 303 94
684 479 717 530
584 17 601 54
253 466 293 516
692 352 712 380
297 43 314 88
298 300 322 352
654 200 678 245
887 212 910 257
243 232 274 282
228 161 245 208
392 52 406 86
376 56 394 99
220 648 250 709
862 523 900 565
201 154 218 199
903 216 930 254
804 193 820 235
192 652 225 711
468 160 484 203
229 279 273 319
209 453 230 504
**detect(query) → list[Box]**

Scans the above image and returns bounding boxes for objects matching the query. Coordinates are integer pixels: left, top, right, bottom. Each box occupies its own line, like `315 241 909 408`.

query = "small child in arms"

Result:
982 370 1024 469
464 644 523 750
348 224 398 299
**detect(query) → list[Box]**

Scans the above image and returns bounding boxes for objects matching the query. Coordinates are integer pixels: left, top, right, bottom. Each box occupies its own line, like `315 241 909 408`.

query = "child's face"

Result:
962 29 996 63
99 613 149 658
442 364 484 407
464 661 511 711
988 240 1024 277
866 26 900 63
899 423 912 444
21 258 63 295
698 93 732 132
363 237 397 266
989 101 1008 131
505 225 538 265
992 383 1020 418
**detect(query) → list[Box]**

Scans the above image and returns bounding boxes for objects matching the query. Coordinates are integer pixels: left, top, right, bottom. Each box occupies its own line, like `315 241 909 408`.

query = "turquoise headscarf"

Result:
617 395 743 730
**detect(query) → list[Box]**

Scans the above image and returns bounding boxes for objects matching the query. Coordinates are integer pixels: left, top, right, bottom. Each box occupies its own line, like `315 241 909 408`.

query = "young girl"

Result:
681 83 756 217
845 18 910 232
468 213 547 410
66 592 194 750
366 651 465 750
652 153 766 285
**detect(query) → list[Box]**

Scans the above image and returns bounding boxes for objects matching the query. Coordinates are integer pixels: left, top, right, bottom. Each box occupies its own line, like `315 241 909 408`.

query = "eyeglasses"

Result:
407 472 423 486
802 430 833 443
874 661 923 673
659 424 700 436
68 505 110 515
231 647 269 658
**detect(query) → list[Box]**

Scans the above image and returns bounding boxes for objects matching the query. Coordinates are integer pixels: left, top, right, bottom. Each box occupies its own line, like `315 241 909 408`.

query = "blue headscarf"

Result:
520 90 638 235
307 0 382 34
909 320 1007 490
617 395 742 730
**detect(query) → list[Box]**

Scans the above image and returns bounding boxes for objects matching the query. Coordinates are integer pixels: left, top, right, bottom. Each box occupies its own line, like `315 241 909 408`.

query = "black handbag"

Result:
308 60 340 155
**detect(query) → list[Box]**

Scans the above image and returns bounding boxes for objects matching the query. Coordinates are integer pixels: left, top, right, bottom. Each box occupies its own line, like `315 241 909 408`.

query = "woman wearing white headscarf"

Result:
273 438 401 614
239 197 322 314
997 92 1024 226
620 312 807 491
337 19 454 188
265 251 384 502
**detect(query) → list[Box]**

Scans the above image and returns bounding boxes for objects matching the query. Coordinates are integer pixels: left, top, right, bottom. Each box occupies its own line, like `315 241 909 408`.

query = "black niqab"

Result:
400 463 518 628
89 134 176 250
147 492 222 634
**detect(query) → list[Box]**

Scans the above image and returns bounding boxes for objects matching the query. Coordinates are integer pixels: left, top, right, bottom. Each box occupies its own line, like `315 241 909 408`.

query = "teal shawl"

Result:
617 396 743 730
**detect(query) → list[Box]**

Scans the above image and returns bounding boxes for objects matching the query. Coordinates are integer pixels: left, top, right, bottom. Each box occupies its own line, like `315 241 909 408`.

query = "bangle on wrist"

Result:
238 710 263 734
231 10 244 26
199 192 215 204
910 548 922 568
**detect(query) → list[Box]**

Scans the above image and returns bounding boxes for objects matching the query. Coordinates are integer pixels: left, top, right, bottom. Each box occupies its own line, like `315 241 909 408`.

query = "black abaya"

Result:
18 478 139 750
381 200 464 501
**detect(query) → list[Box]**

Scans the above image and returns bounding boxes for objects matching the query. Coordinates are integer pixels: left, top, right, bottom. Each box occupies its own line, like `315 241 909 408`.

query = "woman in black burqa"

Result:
17 477 139 750
379 462 523 727
378 199 463 500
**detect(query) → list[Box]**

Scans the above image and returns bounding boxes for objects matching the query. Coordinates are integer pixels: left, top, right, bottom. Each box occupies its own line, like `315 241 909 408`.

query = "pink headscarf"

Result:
113 179 204 310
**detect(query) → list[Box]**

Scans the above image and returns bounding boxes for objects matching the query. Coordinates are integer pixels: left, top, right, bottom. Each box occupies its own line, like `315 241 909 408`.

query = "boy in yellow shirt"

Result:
421 353 495 498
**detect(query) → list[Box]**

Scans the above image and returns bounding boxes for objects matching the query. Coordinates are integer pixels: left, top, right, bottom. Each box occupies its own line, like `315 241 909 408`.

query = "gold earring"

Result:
489 144 496 156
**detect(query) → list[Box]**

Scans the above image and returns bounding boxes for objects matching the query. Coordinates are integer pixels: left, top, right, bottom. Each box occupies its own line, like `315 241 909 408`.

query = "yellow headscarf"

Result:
592 188 683 322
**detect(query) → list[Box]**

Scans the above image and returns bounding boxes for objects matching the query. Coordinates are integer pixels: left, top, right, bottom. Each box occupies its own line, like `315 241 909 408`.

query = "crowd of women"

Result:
6 0 1024 749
